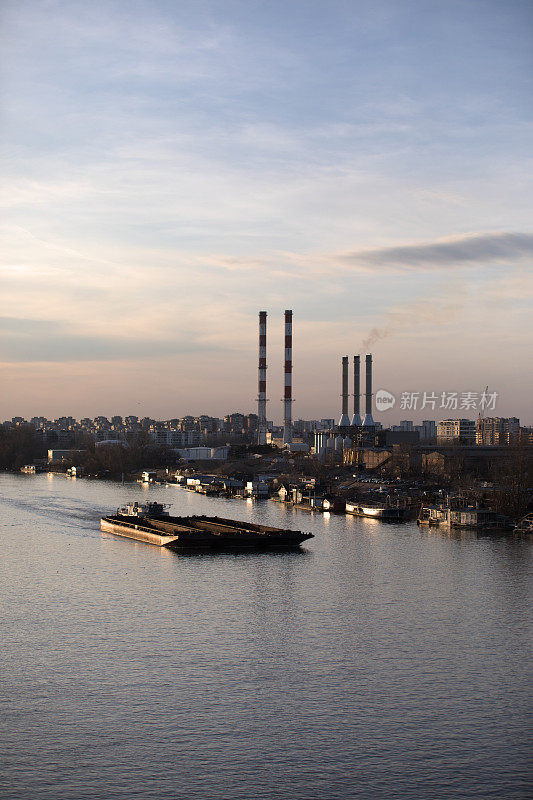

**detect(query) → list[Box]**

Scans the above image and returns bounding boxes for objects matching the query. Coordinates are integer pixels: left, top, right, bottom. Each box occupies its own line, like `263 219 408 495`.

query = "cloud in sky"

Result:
0 317 221 363
338 232 533 272
0 0 532 420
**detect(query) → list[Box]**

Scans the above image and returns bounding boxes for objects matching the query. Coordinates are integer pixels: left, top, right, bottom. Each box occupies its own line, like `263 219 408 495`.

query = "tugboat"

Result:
101 501 313 550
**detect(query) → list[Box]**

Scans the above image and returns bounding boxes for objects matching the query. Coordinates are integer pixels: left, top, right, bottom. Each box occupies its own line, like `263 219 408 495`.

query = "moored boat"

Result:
345 501 408 521
101 501 313 550
514 513 533 534
417 501 514 532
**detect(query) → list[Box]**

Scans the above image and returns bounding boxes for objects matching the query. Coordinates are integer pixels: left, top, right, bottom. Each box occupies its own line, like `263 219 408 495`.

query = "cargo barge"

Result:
101 501 313 550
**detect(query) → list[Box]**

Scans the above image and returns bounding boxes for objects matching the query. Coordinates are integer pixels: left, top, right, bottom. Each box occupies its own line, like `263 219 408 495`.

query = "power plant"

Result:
351 355 362 426
256 308 294 446
338 356 350 427
257 311 267 445
362 353 375 427
256 310 376 449
337 352 374 429
283 310 293 446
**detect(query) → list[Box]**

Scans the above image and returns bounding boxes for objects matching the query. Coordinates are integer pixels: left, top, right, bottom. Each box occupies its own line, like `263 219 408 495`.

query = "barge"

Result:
101 501 313 550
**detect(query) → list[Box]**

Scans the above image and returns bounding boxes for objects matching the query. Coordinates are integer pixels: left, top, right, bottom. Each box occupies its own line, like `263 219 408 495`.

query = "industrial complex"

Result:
3 307 531 526
255 309 379 452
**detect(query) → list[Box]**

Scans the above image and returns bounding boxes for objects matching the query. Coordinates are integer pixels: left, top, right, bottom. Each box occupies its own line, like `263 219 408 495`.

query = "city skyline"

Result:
2 0 532 422
3 401 526 431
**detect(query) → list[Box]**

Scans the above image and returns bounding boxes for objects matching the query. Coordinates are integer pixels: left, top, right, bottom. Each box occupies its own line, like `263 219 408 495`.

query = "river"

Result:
1 473 531 799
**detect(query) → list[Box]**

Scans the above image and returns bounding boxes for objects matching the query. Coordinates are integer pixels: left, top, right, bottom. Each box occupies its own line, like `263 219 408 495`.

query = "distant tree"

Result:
489 443 533 519
78 436 174 478
0 424 45 469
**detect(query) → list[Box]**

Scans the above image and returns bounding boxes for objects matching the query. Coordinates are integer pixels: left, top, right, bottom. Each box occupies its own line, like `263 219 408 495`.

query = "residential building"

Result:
437 419 476 444
416 420 437 441
476 417 520 446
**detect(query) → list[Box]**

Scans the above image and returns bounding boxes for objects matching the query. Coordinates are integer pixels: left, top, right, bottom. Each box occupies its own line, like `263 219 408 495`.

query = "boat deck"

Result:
101 512 313 549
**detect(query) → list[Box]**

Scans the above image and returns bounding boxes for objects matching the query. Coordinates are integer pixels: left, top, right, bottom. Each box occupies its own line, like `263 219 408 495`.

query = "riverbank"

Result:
11 465 531 532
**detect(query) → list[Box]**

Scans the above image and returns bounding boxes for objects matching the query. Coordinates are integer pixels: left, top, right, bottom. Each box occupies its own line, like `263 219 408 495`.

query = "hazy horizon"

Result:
2 1 532 425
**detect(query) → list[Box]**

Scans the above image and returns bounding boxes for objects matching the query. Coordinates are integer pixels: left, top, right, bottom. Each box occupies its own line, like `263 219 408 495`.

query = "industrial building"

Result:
337 353 375 430
257 311 267 445
255 309 299 450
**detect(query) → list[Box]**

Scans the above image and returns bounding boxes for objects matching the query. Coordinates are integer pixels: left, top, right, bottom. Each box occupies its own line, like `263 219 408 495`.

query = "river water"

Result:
1 473 531 799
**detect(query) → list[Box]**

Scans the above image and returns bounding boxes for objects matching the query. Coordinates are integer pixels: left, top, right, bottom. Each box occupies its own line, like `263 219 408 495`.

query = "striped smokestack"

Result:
362 353 375 426
283 309 293 445
351 355 362 426
338 356 350 427
257 311 267 445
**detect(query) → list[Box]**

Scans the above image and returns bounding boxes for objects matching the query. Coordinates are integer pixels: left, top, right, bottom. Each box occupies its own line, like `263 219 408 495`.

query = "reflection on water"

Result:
0 473 531 800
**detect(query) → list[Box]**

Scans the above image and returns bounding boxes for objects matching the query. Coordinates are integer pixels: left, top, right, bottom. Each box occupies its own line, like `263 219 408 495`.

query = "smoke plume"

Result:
361 287 466 351
361 327 392 349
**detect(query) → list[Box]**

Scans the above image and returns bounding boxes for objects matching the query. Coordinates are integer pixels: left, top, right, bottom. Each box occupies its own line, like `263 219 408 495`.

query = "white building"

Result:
177 446 229 461
436 419 475 444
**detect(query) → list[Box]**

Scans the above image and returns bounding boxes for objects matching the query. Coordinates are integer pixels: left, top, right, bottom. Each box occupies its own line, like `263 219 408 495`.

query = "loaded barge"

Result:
101 501 313 550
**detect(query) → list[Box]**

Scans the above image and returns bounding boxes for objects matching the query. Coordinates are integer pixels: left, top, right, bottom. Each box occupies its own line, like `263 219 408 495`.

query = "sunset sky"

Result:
2 0 532 423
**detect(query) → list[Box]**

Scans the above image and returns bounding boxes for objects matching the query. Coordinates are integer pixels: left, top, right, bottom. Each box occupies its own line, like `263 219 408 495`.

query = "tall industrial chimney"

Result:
283 310 293 445
351 355 362 426
257 311 267 445
362 353 375 426
338 356 350 427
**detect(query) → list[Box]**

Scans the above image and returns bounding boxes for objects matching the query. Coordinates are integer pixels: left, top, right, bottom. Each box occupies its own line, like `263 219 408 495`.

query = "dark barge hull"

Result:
101 513 313 549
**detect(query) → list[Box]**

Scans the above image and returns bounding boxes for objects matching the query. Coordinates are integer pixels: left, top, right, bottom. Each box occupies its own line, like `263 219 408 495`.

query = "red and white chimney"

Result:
283 310 293 445
257 311 267 445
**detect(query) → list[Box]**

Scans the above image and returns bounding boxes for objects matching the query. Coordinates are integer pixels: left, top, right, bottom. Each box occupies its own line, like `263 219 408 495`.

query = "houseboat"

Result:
137 471 157 484
418 501 513 532
345 501 409 521
514 513 533 534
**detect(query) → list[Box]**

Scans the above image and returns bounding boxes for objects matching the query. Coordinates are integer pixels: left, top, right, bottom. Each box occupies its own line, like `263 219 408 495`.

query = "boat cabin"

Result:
118 501 170 518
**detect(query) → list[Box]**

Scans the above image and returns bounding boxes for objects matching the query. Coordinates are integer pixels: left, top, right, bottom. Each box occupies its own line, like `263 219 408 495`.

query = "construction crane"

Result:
479 386 489 420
